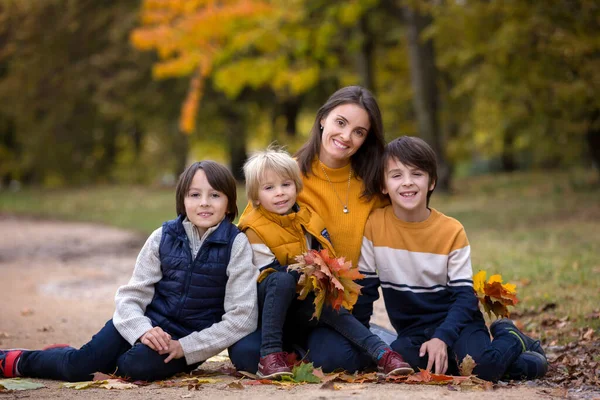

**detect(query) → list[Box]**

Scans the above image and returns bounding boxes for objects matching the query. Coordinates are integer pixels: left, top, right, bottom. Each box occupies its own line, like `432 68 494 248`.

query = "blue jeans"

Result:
257 272 297 357
18 320 200 382
391 319 522 382
230 272 387 373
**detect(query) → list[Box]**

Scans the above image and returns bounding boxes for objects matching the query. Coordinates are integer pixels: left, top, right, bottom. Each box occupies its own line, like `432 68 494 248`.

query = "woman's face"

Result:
319 103 370 169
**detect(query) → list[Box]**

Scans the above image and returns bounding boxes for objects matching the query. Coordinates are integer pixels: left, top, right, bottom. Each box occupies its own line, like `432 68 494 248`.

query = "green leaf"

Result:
292 362 321 383
0 378 45 391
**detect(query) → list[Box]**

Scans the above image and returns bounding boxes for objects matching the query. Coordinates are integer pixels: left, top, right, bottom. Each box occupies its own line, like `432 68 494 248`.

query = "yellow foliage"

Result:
473 270 519 319
132 0 273 133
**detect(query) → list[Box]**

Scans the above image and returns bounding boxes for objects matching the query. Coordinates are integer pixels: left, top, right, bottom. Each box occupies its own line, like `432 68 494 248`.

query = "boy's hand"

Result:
159 339 184 363
419 338 448 375
140 327 171 352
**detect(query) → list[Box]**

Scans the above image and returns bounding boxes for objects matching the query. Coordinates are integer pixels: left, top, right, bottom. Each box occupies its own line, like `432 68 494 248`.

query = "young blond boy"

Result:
234 147 412 379
354 136 548 381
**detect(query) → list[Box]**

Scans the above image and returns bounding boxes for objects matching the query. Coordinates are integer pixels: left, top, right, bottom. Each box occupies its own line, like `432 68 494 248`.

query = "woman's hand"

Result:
419 338 448 374
140 327 171 352
159 339 184 363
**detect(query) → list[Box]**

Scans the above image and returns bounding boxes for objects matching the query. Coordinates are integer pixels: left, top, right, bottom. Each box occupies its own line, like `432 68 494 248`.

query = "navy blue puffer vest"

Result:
145 215 240 339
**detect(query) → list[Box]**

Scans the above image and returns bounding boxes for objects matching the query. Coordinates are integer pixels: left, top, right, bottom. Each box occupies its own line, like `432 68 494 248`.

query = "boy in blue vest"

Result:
1 161 258 381
229 147 413 379
354 136 548 381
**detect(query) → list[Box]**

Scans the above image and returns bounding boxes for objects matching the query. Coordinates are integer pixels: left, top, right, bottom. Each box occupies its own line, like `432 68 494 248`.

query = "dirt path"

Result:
0 215 574 399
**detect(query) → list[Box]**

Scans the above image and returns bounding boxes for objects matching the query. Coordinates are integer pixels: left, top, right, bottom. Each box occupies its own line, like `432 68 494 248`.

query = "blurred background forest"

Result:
0 0 599 188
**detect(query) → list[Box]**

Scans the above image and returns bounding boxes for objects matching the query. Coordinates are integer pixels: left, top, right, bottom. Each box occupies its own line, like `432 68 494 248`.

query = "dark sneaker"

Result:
504 351 548 380
0 350 23 378
377 349 414 375
490 319 545 356
257 352 293 380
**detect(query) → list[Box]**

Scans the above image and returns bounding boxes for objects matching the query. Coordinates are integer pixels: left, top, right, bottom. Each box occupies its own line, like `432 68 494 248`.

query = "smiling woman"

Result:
229 86 390 375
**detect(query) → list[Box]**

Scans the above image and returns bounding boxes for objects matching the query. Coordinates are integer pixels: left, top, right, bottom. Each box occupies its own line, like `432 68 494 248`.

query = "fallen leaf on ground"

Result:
20 308 34 316
206 350 230 363
313 369 339 383
0 378 45 391
292 362 321 383
62 379 136 390
335 372 378 383
320 381 341 390
227 381 244 389
244 379 294 386
582 328 594 341
92 372 114 381
459 354 477 376
180 378 220 385
98 379 137 389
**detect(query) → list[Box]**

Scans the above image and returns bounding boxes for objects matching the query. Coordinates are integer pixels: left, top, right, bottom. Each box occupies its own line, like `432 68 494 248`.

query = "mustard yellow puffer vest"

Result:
238 203 336 267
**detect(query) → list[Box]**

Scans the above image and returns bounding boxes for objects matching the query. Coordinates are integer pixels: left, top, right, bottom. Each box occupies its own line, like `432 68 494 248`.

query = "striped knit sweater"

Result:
355 206 481 347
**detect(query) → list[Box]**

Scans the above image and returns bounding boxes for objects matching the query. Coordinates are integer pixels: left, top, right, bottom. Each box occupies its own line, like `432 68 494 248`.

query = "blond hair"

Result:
243 146 303 206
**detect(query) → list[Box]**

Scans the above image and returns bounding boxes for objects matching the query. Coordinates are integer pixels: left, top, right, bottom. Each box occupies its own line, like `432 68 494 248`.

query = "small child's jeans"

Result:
234 271 388 371
18 319 199 382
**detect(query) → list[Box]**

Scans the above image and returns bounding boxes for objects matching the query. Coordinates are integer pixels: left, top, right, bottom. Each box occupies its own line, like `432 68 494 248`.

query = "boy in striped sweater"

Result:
354 136 548 382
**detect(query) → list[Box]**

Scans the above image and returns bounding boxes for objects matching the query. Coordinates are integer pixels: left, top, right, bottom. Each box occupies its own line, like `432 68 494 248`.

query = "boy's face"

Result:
383 157 435 222
256 169 297 215
184 169 229 236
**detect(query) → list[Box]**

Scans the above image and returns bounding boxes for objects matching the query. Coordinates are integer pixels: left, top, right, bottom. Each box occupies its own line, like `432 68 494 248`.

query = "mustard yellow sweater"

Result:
296 158 387 267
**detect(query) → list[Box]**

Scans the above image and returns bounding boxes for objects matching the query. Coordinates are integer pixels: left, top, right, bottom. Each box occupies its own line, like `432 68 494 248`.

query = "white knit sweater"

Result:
112 219 259 365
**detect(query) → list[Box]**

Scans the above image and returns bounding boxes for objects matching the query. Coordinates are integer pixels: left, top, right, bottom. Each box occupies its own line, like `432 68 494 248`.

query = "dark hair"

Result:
295 86 385 199
175 160 238 222
383 136 438 206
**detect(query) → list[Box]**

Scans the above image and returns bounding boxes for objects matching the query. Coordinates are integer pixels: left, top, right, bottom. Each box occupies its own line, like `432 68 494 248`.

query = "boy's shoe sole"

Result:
490 319 545 356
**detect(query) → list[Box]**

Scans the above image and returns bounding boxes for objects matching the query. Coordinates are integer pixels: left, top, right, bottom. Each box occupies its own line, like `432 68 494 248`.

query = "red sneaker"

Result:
257 352 293 380
0 350 23 378
377 349 414 375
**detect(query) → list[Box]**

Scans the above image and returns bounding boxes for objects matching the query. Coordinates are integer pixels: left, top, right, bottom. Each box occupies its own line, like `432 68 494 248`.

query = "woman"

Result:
294 85 387 268
229 86 388 373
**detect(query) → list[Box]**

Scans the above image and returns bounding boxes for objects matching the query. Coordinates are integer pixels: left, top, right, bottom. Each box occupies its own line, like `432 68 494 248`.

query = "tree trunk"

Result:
223 109 247 181
0 115 17 186
586 110 600 172
172 126 189 178
356 15 375 91
132 122 143 160
402 6 451 191
282 97 301 137
501 129 517 172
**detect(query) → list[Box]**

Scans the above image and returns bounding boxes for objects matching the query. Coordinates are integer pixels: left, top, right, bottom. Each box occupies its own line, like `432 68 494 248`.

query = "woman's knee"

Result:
307 327 370 373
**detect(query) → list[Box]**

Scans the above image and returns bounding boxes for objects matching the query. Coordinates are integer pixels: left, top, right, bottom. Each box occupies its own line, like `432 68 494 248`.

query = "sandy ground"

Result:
0 215 578 399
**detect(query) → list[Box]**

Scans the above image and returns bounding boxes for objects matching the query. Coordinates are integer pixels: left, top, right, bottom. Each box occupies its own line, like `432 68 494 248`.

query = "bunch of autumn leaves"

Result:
289 250 519 320
288 250 363 319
